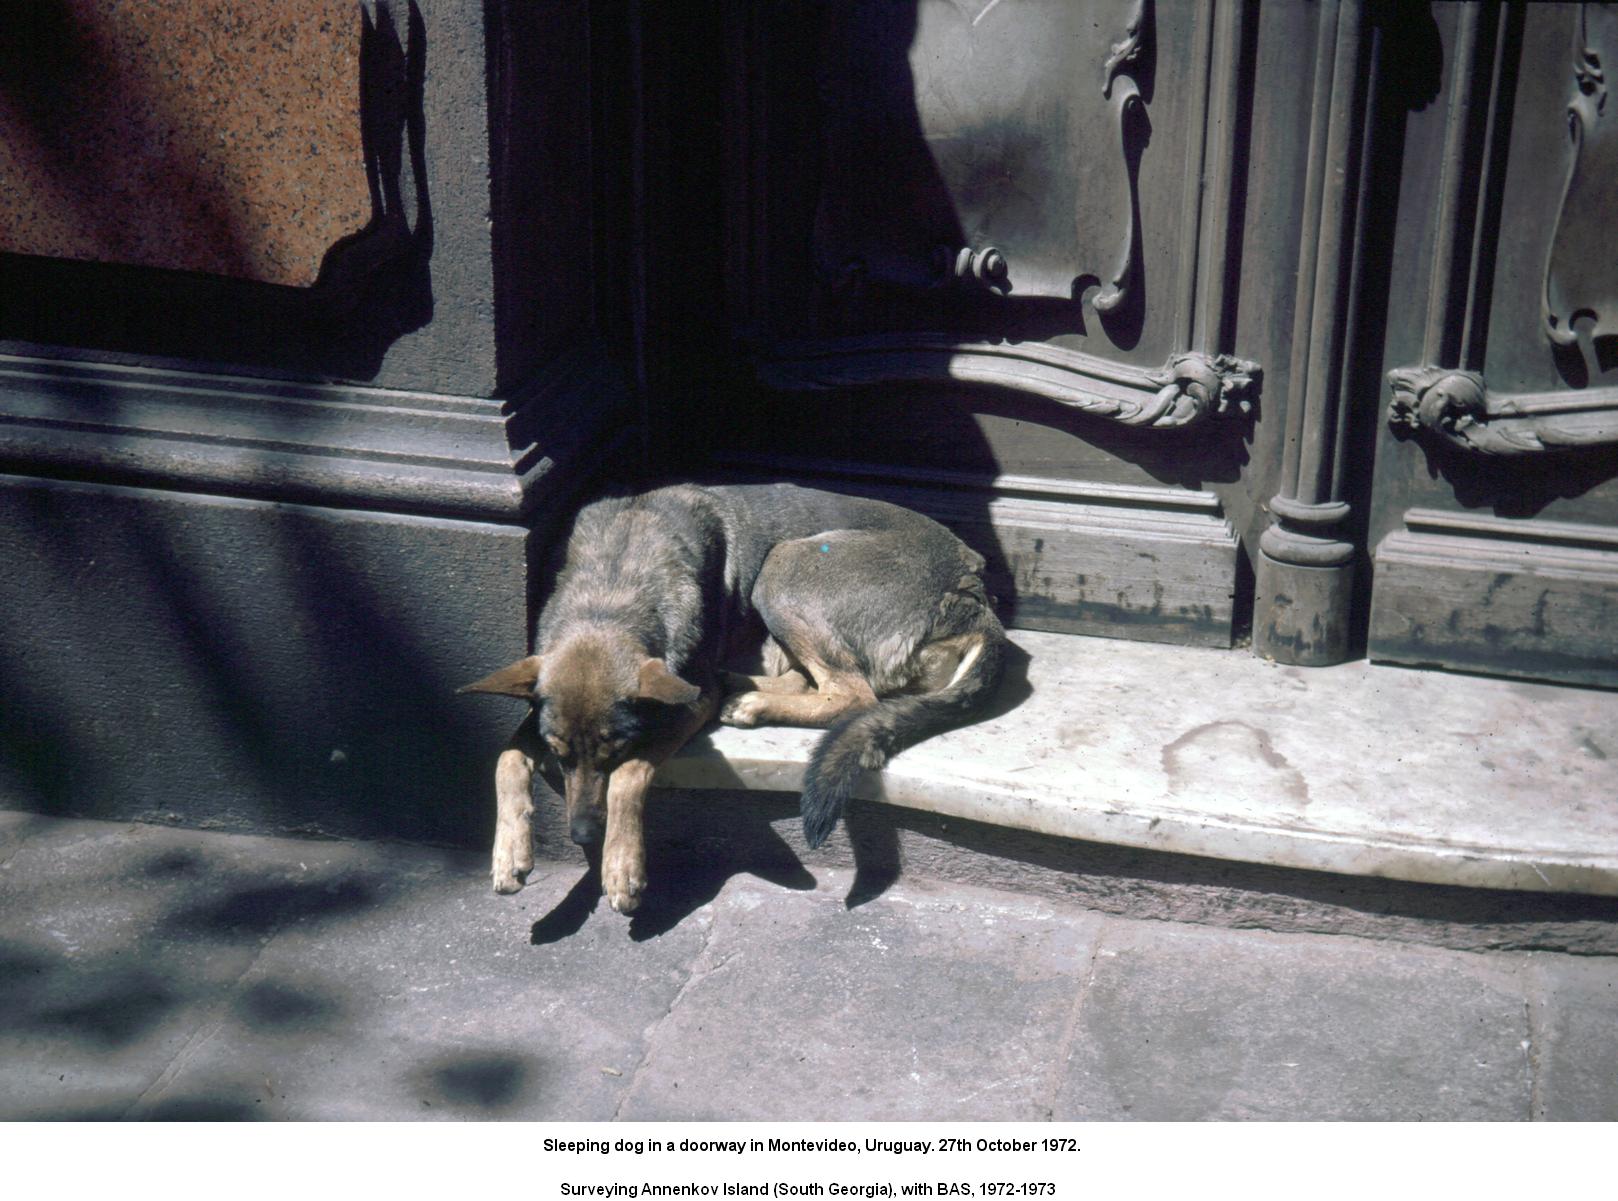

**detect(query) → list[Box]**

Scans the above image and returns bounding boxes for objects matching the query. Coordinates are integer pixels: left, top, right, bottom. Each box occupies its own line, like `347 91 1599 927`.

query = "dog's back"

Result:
539 482 976 675
538 486 732 680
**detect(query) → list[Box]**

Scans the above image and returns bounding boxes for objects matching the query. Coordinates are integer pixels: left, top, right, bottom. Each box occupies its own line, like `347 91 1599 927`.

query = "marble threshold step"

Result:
655 630 1618 897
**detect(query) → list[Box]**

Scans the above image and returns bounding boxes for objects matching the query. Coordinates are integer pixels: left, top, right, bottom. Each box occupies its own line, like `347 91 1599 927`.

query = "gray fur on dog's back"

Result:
537 486 729 683
749 521 1004 847
750 524 987 687
540 483 967 684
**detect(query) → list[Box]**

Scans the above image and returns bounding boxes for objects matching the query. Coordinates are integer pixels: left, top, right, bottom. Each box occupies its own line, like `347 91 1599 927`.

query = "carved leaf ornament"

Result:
1388 366 1618 455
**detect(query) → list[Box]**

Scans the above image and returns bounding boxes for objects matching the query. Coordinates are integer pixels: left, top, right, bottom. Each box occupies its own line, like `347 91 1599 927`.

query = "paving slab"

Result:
1529 953 1618 1121
658 631 1618 896
1053 919 1532 1120
618 869 1101 1121
130 856 713 1120
0 819 405 1120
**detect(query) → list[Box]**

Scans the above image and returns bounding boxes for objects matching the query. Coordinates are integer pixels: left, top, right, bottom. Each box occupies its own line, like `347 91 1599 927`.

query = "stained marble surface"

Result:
0 0 368 286
657 630 1618 895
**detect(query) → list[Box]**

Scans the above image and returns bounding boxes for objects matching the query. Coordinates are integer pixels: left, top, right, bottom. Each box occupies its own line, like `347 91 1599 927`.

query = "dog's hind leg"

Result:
723 668 811 695
719 651 877 728
601 691 718 913
734 527 1006 848
722 636 811 696
492 713 541 894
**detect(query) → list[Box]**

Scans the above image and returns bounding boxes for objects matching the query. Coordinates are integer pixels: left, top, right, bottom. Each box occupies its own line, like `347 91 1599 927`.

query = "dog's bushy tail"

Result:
800 628 1006 849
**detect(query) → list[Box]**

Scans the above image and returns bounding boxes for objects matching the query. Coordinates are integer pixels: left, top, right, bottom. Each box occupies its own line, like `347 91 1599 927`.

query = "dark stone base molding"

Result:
1370 508 1618 689
0 473 527 845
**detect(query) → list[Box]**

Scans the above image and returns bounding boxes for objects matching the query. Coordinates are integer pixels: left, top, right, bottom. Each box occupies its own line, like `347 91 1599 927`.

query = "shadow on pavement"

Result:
527 797 819 944
412 1050 539 1113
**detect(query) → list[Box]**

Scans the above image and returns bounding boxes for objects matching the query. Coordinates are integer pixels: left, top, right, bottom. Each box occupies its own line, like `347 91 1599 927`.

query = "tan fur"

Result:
459 655 543 699
543 634 632 731
638 658 703 705
599 694 717 911
602 760 654 912
491 747 535 893
908 633 983 693
723 668 811 695
720 685 874 728
718 631 987 731
490 717 543 892
719 651 878 729
478 629 713 913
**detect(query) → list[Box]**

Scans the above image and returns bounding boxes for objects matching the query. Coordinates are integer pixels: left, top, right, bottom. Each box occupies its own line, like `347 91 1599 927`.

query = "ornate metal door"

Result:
695 0 1617 687
1367 1 1618 688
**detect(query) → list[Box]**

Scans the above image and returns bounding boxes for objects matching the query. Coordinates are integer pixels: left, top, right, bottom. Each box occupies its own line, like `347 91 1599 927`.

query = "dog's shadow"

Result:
634 810 818 941
526 848 607 945
979 639 1033 722
528 797 817 945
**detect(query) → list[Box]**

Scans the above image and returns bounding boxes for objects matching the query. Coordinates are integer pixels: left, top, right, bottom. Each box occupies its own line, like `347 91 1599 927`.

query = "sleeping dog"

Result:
461 483 1005 913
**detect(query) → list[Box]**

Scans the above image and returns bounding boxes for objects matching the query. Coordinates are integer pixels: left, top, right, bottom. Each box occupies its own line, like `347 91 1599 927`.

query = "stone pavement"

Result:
1 810 1615 1121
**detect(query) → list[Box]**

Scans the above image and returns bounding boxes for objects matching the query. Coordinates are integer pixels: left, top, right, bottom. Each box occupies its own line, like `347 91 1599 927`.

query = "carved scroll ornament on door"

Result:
1543 4 1618 372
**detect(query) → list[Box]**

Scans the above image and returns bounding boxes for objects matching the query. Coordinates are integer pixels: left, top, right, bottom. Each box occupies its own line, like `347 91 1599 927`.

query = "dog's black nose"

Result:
570 816 602 846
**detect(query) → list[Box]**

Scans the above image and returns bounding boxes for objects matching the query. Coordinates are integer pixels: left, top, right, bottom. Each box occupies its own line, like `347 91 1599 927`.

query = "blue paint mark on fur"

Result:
820 543 830 553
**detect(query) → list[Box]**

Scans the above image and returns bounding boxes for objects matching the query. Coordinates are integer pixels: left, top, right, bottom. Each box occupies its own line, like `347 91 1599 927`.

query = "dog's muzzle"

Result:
562 764 608 846
569 813 603 846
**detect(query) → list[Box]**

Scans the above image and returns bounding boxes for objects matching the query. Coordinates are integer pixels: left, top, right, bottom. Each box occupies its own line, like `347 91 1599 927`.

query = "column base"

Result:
1252 550 1355 666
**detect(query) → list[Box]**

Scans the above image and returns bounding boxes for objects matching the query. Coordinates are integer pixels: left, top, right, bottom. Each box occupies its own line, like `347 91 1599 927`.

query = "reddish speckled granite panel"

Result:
0 0 369 287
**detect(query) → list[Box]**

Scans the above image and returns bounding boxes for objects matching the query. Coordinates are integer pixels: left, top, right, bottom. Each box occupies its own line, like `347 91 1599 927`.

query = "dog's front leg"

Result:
492 713 540 893
601 692 718 914
602 759 653 913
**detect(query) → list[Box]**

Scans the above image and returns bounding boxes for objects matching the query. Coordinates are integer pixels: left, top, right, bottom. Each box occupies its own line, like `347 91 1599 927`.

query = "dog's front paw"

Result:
491 839 530 894
719 691 767 727
601 848 646 914
492 868 524 894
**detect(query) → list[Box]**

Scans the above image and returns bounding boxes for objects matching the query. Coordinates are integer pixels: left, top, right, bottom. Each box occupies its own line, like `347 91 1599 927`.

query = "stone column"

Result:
1253 0 1377 666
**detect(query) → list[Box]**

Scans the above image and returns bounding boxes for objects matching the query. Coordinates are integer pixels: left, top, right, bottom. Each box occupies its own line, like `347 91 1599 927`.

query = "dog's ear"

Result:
457 655 544 699
637 658 701 706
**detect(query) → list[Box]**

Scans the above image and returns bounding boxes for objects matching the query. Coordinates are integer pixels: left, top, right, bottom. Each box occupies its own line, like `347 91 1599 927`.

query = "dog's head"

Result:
459 632 701 845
